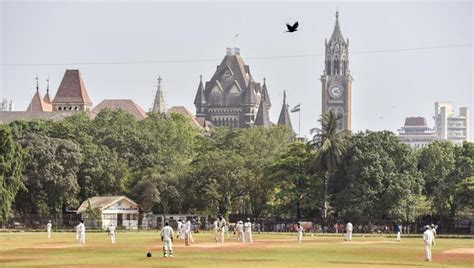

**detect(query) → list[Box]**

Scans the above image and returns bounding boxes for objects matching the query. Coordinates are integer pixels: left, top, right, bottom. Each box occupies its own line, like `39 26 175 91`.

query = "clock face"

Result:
329 86 343 98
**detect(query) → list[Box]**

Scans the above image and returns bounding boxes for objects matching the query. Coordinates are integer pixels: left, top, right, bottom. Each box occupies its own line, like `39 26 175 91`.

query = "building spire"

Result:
35 75 39 92
46 76 50 94
152 76 166 114
277 90 293 130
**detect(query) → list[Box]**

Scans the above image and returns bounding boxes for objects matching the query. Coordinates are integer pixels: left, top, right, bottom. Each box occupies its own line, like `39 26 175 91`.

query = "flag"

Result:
291 104 300 113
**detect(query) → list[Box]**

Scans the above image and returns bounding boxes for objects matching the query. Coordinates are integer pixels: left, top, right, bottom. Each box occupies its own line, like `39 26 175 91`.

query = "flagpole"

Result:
298 104 301 138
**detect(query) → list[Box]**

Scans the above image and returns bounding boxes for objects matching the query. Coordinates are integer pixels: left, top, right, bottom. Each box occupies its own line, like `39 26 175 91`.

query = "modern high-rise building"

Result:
321 11 353 130
398 117 438 148
434 102 470 144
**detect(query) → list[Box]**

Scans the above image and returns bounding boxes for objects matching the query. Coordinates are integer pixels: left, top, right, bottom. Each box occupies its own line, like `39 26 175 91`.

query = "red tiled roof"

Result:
52 69 92 105
168 106 202 128
92 99 147 120
26 91 52 112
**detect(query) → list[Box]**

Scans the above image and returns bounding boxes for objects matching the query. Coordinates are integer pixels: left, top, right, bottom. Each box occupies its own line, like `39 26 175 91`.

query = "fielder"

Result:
235 221 244 242
296 222 304 243
395 223 402 242
177 219 184 239
431 224 437 247
216 216 226 243
244 218 253 243
179 220 186 240
76 220 86 245
161 222 174 258
184 219 193 246
107 223 116 244
345 221 353 241
212 219 218 242
46 220 52 239
423 225 433 261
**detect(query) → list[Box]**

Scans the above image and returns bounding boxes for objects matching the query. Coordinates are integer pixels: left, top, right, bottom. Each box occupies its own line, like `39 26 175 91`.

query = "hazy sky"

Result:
1 1 473 139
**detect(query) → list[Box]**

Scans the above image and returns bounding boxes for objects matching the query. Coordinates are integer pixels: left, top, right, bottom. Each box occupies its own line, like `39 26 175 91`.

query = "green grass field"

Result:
0 231 472 267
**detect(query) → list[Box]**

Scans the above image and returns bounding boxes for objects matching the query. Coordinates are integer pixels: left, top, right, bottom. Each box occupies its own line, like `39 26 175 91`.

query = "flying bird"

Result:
285 21 299 33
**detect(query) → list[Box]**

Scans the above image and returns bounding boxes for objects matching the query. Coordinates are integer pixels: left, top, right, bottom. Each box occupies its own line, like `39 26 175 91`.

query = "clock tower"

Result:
321 11 352 130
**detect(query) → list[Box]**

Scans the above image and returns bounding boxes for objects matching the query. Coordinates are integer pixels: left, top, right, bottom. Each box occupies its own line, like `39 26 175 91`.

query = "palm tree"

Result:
311 111 350 232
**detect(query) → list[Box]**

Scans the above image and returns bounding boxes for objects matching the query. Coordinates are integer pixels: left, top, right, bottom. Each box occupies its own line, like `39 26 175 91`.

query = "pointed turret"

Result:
52 69 92 111
329 11 346 44
43 76 52 104
325 11 350 76
194 75 206 105
255 98 271 128
26 76 52 112
152 76 166 114
277 91 293 130
261 77 271 109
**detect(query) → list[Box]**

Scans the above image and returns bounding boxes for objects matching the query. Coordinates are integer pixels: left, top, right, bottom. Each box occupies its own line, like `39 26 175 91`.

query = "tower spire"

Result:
46 76 50 94
152 76 166 114
35 75 39 92
277 90 293 130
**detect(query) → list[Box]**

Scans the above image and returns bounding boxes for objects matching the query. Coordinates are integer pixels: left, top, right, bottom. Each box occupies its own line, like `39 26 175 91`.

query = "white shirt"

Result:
77 223 85 233
47 223 52 230
177 221 183 230
213 221 218 230
108 225 116 234
346 222 353 232
423 229 433 243
296 226 304 234
217 219 226 230
244 221 252 232
185 221 192 233
236 223 243 232
161 226 174 240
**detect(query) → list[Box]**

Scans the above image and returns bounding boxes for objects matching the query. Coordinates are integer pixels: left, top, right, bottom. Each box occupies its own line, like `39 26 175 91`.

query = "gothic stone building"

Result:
194 48 272 128
321 11 353 130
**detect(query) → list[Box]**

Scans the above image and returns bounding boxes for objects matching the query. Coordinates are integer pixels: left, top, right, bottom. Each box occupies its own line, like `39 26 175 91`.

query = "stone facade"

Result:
194 48 271 128
398 117 438 148
321 11 353 130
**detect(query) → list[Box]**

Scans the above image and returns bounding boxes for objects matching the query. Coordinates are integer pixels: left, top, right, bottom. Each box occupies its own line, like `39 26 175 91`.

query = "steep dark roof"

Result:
255 99 271 128
52 69 92 105
204 51 262 107
261 78 272 108
93 99 147 120
194 75 206 105
404 117 427 127
329 11 346 45
277 91 293 130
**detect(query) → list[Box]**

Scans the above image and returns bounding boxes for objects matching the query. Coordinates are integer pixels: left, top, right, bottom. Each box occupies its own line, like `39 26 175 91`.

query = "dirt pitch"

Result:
0 232 473 267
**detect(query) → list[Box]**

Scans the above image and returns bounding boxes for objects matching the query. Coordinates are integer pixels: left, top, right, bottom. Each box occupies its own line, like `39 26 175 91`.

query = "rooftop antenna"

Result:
46 76 50 94
233 33 239 48
35 74 39 92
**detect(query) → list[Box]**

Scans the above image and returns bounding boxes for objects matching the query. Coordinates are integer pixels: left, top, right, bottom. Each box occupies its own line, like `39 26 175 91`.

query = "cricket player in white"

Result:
345 221 353 241
184 219 193 246
179 220 186 240
296 223 304 243
108 223 116 244
235 221 244 242
217 216 226 243
46 220 52 239
212 219 218 242
396 223 402 242
77 220 86 245
244 218 253 243
431 224 437 246
177 219 184 239
161 222 174 258
423 225 433 261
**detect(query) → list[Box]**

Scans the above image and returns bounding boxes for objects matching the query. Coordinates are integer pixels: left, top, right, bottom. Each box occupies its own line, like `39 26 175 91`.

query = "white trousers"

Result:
424 242 432 260
244 231 253 243
78 232 86 245
47 229 51 239
297 232 303 243
237 231 244 242
163 239 173 256
110 233 116 244
217 230 224 243
396 232 401 241
346 231 352 241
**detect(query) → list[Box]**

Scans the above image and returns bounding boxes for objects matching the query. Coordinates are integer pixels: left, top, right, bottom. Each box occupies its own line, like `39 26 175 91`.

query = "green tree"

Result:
311 111 350 221
268 141 320 219
15 133 82 216
0 126 25 224
331 131 423 222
